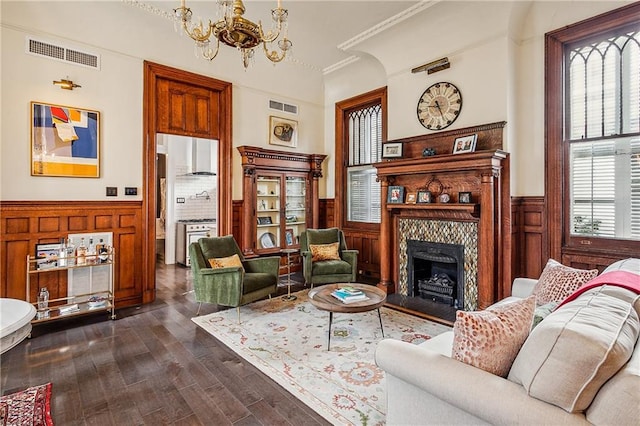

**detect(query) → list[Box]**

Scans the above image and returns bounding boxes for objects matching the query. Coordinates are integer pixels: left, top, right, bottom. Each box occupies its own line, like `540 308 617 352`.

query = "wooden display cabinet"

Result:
238 146 327 259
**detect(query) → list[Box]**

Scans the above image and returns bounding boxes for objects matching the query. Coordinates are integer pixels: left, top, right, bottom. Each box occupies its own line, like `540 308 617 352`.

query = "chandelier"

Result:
173 0 293 69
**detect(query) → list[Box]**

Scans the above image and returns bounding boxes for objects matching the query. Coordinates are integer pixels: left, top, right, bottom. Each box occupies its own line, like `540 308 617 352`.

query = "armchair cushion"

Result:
309 242 340 262
306 228 342 246
312 259 353 275
208 254 244 270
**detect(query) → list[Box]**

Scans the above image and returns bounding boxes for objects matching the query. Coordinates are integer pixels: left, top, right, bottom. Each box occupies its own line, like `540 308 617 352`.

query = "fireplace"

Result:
407 240 464 315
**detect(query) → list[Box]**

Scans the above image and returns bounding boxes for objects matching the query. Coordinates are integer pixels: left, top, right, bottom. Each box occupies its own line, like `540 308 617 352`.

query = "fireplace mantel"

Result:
374 149 511 310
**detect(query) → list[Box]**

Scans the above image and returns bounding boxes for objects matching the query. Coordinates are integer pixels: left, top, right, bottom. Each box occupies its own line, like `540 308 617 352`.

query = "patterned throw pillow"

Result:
309 242 340 262
452 296 536 377
533 259 598 305
208 254 243 269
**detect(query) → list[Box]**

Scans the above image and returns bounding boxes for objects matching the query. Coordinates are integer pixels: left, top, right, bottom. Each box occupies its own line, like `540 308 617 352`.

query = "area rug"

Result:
192 289 451 425
0 383 53 426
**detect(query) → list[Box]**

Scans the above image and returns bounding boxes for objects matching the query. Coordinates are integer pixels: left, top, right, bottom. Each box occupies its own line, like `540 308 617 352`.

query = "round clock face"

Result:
417 82 462 130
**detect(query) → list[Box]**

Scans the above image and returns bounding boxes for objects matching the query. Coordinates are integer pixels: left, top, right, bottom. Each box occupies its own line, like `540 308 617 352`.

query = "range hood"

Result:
187 138 216 176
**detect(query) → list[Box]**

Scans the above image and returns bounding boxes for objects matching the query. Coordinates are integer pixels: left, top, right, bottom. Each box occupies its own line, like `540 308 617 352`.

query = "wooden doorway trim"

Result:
143 61 232 303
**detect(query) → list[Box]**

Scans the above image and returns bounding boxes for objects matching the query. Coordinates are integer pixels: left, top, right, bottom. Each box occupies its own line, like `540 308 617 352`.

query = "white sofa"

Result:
375 258 640 425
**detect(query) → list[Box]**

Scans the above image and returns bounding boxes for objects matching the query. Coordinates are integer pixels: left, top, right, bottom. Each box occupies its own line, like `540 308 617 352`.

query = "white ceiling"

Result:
164 0 421 73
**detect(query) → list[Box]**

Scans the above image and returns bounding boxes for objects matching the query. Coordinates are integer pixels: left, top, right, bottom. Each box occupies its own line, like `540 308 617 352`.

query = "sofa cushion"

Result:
309 242 340 262
208 254 243 270
532 301 558 329
508 288 640 413
532 259 597 305
452 296 535 377
586 337 640 425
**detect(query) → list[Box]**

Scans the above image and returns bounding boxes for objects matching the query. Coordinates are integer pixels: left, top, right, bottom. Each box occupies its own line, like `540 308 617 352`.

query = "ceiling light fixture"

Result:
173 0 293 69
52 78 81 90
411 57 450 75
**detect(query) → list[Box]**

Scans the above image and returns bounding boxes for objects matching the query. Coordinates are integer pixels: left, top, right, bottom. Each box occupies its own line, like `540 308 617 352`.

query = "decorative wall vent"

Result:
269 99 298 115
26 37 100 70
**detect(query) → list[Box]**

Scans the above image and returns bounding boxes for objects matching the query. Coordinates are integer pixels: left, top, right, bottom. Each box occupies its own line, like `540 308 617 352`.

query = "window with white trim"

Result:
566 29 640 240
346 104 382 223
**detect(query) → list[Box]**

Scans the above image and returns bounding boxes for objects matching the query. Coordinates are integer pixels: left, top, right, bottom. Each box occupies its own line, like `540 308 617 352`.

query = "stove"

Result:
176 219 217 266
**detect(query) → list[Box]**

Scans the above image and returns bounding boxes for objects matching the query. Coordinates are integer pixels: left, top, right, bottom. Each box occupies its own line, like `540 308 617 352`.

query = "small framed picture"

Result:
452 134 478 154
285 228 294 246
458 191 472 203
35 243 62 270
388 185 405 204
269 116 298 148
257 216 273 225
417 190 432 203
382 142 403 159
406 193 417 204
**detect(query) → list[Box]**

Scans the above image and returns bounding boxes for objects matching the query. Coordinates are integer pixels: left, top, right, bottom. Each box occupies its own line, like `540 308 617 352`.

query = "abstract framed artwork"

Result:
31 102 100 177
269 116 298 148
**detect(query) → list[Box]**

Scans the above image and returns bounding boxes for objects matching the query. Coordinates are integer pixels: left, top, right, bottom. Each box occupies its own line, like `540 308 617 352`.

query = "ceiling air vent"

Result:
269 99 298 115
26 37 100 70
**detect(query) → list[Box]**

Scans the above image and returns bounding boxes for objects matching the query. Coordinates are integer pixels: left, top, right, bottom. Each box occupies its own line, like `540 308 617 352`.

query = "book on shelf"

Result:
331 290 369 304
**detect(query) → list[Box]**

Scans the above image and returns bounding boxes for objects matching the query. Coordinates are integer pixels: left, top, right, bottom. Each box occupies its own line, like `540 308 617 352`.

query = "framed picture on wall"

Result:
285 228 294 246
269 116 298 148
31 101 100 177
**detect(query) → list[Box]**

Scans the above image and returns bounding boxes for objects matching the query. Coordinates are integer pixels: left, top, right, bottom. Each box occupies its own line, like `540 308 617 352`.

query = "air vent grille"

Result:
269 99 298 115
26 36 100 70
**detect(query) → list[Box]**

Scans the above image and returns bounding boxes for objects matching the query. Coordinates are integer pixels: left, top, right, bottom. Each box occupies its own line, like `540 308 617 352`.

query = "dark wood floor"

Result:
0 264 330 425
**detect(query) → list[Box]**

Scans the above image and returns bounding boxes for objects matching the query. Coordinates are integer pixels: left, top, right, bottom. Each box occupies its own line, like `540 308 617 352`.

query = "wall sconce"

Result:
411 57 450 75
53 78 81 90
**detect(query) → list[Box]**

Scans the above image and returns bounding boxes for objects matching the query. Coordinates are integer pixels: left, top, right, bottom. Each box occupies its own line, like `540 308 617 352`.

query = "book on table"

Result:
331 289 369 304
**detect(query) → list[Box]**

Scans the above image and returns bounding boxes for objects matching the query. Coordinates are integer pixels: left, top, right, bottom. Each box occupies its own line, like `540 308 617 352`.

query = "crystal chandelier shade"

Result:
174 0 292 69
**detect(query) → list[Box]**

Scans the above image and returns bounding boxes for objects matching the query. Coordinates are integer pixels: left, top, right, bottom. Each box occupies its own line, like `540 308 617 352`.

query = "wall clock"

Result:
416 82 462 130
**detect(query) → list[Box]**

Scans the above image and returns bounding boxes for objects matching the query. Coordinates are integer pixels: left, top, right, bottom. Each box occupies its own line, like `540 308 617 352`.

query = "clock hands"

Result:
434 100 444 118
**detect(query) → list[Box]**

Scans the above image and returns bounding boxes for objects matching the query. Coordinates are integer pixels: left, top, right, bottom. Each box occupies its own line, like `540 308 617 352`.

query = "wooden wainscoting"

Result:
1 201 144 307
511 197 546 281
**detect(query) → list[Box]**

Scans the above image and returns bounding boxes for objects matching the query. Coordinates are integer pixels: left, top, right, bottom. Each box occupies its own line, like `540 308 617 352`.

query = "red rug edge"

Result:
43 382 53 426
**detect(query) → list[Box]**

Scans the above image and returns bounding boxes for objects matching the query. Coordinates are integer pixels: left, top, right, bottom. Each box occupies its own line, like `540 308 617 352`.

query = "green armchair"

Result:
189 235 279 320
300 228 359 288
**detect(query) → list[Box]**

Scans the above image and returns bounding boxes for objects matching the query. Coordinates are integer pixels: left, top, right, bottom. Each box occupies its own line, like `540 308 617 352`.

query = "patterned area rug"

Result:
0 383 53 426
192 289 451 425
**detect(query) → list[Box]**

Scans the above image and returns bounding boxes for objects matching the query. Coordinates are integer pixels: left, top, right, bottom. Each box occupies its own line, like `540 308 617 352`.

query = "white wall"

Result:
323 0 632 198
1 1 633 203
0 1 326 201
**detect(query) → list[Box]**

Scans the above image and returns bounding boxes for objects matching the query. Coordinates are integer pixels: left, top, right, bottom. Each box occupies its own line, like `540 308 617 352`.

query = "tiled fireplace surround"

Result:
398 219 479 311
374 122 512 320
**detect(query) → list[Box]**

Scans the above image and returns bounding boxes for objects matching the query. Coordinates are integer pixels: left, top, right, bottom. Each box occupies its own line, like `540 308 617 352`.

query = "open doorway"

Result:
156 134 219 268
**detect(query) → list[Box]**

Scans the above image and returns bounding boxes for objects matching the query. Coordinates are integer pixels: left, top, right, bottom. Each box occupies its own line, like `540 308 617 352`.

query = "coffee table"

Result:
308 283 387 350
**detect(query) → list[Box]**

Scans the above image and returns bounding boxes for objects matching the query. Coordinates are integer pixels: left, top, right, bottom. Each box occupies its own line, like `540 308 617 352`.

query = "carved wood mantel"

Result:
374 150 511 309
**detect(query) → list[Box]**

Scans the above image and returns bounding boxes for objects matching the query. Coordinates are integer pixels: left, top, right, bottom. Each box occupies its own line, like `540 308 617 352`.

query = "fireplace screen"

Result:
407 240 464 310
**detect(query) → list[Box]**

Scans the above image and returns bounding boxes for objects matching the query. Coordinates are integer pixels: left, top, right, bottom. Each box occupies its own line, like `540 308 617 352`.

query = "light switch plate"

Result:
125 187 137 196
106 187 117 196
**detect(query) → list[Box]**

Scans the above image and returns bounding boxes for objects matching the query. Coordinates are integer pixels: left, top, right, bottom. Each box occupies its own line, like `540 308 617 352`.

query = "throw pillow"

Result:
532 259 597 305
452 296 536 377
508 288 640 413
309 242 341 262
532 301 559 329
208 254 243 269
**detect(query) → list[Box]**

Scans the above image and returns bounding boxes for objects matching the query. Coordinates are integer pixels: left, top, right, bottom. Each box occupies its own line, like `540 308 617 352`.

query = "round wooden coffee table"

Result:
308 283 387 350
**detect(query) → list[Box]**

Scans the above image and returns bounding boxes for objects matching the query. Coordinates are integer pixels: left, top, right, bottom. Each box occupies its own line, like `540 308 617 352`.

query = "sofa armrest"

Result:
375 339 587 425
511 277 538 298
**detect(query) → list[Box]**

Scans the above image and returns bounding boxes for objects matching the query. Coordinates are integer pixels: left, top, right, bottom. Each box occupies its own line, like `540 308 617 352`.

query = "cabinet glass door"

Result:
284 176 306 247
256 175 281 250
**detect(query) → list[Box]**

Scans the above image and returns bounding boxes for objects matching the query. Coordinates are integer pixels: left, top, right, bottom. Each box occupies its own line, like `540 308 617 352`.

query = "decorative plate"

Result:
260 232 276 249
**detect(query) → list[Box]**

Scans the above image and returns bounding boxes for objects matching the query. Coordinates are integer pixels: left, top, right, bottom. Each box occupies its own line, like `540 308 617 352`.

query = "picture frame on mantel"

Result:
382 142 403 159
452 134 477 154
31 101 100 177
387 185 405 204
269 116 298 148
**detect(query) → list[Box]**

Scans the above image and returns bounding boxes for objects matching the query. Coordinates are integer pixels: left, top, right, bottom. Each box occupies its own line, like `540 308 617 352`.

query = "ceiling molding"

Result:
337 0 441 52
323 55 361 75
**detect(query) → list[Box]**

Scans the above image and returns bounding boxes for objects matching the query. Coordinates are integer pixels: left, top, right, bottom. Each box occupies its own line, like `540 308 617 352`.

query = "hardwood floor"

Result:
0 264 329 425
